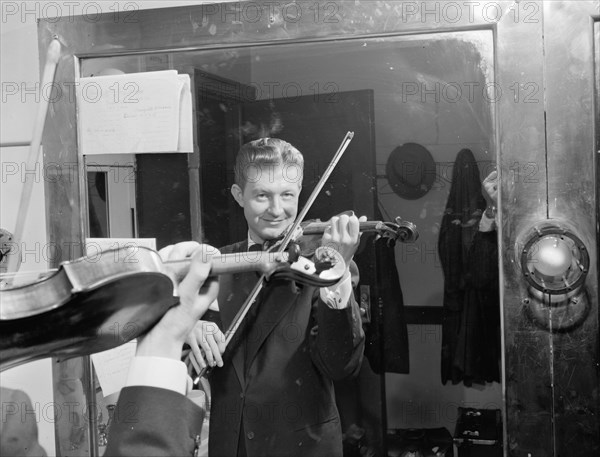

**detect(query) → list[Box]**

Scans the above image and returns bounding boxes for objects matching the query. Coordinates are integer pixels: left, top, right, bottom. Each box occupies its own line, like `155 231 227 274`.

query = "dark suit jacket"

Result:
208 240 365 457
105 386 204 457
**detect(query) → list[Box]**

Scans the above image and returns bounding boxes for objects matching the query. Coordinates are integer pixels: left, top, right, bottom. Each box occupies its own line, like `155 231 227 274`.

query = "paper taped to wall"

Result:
77 70 193 155
91 340 137 397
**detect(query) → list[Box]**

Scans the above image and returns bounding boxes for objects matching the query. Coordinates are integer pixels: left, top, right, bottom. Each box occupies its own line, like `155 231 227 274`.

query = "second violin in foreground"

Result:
0 245 345 372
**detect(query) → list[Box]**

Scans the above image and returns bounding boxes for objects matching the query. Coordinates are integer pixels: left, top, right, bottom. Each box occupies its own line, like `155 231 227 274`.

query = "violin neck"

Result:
211 251 288 275
166 251 288 281
302 220 383 235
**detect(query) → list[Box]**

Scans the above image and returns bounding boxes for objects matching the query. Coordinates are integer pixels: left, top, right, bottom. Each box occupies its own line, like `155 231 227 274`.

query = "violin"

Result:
266 216 419 253
187 214 419 382
304 218 418 243
0 245 345 372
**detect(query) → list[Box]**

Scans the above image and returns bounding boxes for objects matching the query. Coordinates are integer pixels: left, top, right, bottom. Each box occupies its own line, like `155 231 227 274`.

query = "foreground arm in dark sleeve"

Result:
105 386 203 457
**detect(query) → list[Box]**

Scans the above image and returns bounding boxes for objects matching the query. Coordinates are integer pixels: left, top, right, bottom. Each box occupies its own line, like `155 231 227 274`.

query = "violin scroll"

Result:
392 217 419 244
335 218 419 246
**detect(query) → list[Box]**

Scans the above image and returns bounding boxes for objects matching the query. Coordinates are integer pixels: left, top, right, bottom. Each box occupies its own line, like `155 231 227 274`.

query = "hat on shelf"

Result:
385 142 436 199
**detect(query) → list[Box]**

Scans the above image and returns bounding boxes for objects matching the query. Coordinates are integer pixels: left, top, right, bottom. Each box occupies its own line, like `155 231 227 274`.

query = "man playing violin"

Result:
187 138 366 457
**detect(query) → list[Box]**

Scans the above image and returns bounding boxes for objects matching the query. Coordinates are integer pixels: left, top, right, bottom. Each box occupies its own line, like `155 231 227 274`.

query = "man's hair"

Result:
234 138 304 189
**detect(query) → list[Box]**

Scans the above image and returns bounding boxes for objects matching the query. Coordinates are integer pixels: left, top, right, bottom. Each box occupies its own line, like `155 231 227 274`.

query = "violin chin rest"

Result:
0 272 176 372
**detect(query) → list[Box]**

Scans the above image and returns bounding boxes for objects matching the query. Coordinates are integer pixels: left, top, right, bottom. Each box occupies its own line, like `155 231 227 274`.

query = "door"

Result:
501 3 600 455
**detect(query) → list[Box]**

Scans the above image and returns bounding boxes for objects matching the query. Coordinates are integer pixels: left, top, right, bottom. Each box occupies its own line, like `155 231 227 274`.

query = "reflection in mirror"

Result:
81 30 500 455
84 155 137 239
87 171 108 238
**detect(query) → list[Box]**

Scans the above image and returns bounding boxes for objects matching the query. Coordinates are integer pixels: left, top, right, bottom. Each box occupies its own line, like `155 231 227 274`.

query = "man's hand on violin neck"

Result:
136 242 219 360
320 213 366 267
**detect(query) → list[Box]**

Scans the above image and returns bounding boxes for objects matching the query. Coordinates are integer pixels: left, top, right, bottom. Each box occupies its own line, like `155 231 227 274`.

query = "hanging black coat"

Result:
453 229 501 385
356 207 410 375
437 148 488 385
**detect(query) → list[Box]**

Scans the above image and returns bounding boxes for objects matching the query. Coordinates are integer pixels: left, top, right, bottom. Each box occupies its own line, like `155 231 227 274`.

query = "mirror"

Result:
80 28 501 456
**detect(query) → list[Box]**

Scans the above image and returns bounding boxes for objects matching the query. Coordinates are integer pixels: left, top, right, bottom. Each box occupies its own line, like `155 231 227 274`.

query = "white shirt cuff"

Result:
319 270 352 309
479 212 496 232
125 356 190 395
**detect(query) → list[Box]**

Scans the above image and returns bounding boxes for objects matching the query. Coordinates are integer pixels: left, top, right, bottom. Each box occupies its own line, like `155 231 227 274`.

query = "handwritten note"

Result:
91 340 137 397
77 70 193 155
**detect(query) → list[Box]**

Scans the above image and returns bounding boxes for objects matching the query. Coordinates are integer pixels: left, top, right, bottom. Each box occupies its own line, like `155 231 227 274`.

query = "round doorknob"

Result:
529 235 573 277
518 220 591 331
520 223 588 295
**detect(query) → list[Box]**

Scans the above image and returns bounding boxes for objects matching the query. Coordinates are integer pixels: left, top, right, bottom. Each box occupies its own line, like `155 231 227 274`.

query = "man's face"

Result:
231 164 302 244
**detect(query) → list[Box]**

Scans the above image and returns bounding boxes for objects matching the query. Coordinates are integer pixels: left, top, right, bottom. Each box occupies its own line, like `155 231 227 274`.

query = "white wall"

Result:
1 2 54 451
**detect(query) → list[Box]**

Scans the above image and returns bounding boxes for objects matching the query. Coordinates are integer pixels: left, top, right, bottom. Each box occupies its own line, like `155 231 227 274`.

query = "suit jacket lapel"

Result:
244 280 303 371
218 241 305 383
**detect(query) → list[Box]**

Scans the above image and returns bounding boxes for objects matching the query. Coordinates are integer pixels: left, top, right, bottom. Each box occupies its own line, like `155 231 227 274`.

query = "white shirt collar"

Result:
247 233 260 250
